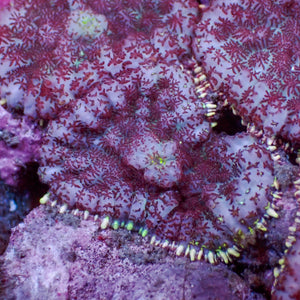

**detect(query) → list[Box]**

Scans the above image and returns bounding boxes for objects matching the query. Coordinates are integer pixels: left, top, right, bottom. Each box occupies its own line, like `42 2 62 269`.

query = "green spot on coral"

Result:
112 220 119 230
73 59 82 69
218 216 224 223
126 221 134 231
141 229 148 237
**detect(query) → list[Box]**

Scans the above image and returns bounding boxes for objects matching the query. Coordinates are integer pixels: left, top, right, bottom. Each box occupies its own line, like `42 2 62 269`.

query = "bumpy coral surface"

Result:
193 0 300 145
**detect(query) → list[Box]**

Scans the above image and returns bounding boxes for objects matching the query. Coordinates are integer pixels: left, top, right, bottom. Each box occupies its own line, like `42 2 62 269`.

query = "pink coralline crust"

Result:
0 105 41 186
0 0 10 9
0 205 258 300
193 0 300 144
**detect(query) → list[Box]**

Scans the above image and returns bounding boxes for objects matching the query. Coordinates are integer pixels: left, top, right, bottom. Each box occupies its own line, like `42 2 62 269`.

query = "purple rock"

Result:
0 105 41 186
0 205 263 299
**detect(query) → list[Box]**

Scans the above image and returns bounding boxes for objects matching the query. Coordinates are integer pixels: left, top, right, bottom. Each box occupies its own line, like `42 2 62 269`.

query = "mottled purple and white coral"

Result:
193 0 300 144
123 131 183 188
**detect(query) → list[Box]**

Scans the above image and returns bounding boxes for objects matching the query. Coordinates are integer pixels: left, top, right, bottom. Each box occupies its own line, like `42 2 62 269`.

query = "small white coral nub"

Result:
68 9 108 40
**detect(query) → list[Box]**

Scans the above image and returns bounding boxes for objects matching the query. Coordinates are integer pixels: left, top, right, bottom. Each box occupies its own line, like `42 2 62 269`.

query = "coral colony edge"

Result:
0 0 299 298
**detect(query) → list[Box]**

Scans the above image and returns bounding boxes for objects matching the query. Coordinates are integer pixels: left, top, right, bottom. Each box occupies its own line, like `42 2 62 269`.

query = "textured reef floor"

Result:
0 205 268 299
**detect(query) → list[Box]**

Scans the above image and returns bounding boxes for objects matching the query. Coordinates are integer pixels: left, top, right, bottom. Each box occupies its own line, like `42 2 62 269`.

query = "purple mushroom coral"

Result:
0 0 299 298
